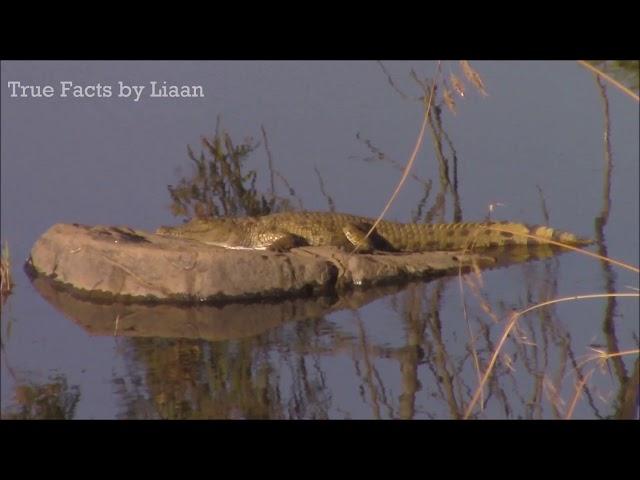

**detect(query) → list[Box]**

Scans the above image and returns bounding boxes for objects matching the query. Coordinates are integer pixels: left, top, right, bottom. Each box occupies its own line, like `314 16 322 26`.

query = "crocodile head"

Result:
155 217 260 249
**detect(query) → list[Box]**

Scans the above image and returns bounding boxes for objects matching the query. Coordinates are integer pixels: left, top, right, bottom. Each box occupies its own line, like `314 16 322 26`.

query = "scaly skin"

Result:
155 211 592 252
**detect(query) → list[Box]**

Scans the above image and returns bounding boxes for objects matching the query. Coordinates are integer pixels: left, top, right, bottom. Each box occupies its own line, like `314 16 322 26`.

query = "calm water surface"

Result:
1 61 638 419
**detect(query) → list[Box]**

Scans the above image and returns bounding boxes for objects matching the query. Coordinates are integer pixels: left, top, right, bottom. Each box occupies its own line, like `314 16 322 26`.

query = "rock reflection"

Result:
25 245 586 419
28 245 570 342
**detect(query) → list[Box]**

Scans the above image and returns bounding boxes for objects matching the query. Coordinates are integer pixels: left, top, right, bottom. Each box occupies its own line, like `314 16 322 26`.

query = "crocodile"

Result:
155 211 592 253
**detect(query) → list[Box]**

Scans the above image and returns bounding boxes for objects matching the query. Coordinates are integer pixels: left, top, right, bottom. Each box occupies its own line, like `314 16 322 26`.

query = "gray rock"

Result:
26 223 506 303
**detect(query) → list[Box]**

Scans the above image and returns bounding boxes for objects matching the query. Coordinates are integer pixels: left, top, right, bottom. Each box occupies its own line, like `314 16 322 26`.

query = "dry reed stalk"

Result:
353 63 440 253
565 368 595 419
578 61 639 102
442 83 457 115
464 292 639 418
449 72 465 97
485 226 639 273
1 241 14 303
459 61 488 97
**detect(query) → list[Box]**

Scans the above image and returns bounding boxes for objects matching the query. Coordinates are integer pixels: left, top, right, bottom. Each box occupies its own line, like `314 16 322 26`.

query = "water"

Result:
1 60 638 419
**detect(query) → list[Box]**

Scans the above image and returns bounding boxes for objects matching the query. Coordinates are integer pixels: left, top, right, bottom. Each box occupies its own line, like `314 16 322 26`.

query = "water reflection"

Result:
30 272 406 341
592 75 638 419
26 245 601 419
28 246 564 341
1 374 80 420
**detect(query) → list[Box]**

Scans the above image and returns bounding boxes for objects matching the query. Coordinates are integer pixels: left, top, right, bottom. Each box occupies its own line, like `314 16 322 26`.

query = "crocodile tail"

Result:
526 225 593 247
377 221 592 251
483 223 593 248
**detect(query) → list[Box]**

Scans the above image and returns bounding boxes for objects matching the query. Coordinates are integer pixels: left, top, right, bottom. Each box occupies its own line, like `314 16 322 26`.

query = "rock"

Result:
26 223 540 303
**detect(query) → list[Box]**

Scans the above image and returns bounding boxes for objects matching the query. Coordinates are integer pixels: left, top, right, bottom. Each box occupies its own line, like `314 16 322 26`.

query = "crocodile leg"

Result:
261 232 308 252
342 223 377 253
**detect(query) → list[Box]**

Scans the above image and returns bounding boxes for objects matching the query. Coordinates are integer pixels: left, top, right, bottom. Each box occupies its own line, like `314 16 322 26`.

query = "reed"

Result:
0 241 14 304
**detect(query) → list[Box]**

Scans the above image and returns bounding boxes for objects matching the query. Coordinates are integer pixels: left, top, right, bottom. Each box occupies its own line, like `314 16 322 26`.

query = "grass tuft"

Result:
1 241 14 304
